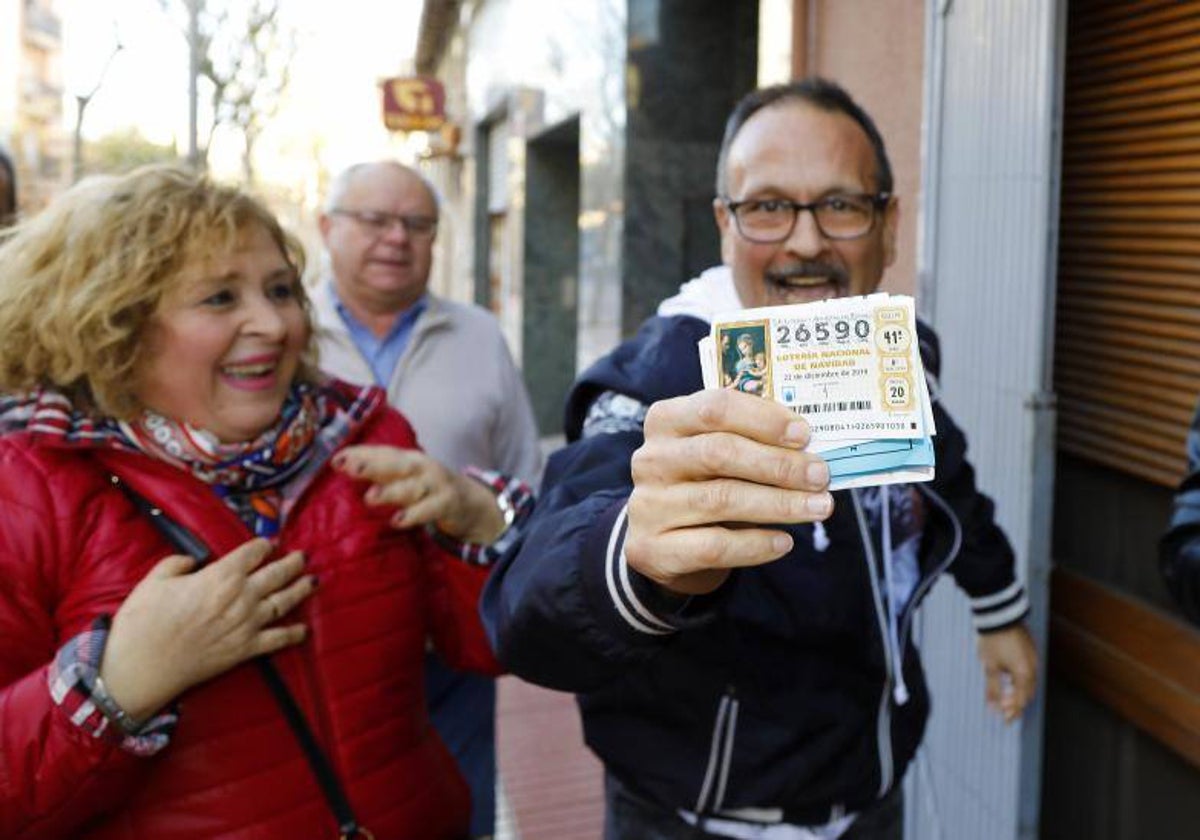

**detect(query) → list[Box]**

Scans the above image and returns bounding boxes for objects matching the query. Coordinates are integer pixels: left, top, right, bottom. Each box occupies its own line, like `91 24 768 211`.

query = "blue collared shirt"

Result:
330 285 427 386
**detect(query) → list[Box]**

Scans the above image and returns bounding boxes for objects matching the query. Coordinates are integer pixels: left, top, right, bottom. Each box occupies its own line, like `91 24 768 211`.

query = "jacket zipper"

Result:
897 483 963 655
694 688 740 815
684 486 967 817
850 490 895 797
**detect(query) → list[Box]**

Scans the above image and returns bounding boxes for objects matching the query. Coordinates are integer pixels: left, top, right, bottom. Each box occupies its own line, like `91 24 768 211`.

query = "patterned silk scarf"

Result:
0 382 381 538
120 382 380 537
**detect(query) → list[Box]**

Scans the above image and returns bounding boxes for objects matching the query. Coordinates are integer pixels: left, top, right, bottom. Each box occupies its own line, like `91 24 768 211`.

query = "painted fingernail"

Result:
783 421 808 445
806 460 829 487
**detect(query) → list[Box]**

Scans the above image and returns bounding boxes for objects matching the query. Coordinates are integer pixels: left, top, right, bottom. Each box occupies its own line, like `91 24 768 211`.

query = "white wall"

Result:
910 1 1062 838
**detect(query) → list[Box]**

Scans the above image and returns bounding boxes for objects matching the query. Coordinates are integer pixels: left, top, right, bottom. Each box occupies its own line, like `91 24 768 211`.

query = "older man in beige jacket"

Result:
314 161 542 839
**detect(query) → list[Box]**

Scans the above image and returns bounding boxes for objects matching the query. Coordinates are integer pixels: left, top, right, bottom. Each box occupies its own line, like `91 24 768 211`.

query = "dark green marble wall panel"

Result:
621 0 759 335
523 118 581 434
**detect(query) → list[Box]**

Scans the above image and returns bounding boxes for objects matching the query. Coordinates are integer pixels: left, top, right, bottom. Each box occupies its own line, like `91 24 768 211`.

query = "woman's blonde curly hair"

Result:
0 165 315 419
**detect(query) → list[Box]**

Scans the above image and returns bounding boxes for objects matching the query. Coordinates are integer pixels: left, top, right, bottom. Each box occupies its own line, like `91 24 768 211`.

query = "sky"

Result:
58 0 428 188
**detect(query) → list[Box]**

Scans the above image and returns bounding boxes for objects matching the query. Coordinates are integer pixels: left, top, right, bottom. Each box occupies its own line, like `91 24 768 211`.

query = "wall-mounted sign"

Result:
381 76 446 132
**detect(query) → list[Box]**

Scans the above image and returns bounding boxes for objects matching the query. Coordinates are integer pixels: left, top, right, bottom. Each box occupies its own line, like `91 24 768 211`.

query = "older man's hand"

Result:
625 389 833 597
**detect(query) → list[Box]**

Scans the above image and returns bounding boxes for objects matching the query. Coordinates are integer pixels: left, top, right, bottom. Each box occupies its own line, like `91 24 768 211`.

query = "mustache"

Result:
765 261 849 287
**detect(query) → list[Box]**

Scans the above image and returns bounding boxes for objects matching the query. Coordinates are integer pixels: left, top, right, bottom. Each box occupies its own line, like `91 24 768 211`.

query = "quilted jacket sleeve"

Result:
363 404 505 677
0 441 155 839
424 536 504 677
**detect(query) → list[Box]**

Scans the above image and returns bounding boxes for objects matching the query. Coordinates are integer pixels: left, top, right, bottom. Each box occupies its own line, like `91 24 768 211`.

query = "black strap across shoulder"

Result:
110 475 373 840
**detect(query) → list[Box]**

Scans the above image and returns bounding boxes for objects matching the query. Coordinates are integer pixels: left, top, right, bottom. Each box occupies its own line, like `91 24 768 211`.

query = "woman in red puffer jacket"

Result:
0 167 529 839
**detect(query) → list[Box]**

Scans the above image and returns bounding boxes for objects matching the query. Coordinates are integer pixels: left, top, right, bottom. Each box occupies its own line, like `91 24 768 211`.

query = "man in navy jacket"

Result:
483 78 1037 840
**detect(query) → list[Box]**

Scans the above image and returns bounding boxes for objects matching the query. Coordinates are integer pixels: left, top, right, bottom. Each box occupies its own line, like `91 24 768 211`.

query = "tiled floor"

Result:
494 676 605 840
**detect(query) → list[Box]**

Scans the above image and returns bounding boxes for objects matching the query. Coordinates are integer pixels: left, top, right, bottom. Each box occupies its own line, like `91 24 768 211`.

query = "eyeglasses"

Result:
330 208 437 238
721 193 891 243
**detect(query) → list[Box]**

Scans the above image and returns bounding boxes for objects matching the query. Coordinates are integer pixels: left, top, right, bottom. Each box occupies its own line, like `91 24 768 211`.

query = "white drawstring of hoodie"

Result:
880 489 910 706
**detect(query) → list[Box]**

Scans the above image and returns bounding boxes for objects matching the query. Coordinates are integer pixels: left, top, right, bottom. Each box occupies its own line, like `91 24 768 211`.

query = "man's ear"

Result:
881 196 900 269
317 212 333 244
713 197 735 266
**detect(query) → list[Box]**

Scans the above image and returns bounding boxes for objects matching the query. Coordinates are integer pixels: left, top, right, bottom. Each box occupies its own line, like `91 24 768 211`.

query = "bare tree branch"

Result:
160 0 295 178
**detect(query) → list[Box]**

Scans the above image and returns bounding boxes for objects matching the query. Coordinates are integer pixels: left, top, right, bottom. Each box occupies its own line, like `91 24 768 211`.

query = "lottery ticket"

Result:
698 293 936 489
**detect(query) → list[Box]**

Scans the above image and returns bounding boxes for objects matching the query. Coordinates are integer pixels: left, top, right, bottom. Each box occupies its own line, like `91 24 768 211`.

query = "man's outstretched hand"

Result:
625 389 834 596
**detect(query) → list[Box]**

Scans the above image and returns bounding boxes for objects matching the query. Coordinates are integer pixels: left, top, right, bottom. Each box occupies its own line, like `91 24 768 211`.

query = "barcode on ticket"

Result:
791 400 872 415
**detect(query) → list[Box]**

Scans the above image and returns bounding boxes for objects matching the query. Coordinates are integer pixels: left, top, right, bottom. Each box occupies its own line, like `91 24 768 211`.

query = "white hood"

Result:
655 265 743 324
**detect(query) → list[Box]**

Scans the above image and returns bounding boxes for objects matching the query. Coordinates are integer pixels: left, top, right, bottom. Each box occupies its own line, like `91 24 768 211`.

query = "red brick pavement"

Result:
496 676 605 839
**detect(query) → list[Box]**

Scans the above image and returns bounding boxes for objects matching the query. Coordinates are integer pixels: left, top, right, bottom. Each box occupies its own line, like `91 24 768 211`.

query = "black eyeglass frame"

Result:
721 192 892 243
330 207 438 237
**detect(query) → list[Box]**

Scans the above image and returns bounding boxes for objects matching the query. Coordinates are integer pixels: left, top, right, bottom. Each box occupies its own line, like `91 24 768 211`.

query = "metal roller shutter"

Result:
1056 0 1200 486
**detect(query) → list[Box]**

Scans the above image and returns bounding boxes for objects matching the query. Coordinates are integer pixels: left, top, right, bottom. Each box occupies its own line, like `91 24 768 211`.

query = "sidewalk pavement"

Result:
494 676 605 840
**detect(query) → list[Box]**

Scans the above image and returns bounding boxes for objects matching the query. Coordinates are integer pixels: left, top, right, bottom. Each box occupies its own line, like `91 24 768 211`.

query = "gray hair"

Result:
324 161 442 217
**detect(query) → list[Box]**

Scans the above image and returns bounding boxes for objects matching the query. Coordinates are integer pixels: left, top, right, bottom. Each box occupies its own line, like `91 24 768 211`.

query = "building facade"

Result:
415 2 1200 838
417 0 756 432
0 0 66 213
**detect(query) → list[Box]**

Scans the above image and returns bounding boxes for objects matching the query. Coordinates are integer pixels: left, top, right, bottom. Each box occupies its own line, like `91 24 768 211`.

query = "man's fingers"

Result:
1005 664 1037 719
634 431 830 489
334 445 422 483
986 666 1033 723
626 525 795 587
978 624 1038 723
633 479 833 529
645 390 811 449
983 667 1003 711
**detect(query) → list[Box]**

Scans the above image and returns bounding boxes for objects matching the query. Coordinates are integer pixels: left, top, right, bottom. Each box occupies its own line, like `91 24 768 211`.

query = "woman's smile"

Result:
134 224 310 442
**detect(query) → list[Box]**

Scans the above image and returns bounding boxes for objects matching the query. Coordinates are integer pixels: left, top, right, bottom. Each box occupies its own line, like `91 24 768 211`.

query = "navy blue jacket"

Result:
482 314 1027 823
1160 401 1200 625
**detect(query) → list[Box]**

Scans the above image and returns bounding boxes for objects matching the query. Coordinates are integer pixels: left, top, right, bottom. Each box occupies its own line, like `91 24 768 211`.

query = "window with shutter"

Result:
1056 0 1200 487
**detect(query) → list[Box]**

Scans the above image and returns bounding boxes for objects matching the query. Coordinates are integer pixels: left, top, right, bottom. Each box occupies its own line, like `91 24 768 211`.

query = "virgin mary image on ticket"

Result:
717 320 772 397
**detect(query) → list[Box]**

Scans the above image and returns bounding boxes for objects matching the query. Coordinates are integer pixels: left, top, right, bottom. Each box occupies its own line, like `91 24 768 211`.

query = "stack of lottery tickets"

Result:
698 293 936 491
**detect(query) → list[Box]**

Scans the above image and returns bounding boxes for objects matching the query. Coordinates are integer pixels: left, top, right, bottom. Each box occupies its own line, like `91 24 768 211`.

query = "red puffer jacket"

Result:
0 398 499 839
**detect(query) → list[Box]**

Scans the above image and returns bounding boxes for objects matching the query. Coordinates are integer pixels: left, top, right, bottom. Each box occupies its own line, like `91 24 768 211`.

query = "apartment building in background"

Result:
0 0 66 213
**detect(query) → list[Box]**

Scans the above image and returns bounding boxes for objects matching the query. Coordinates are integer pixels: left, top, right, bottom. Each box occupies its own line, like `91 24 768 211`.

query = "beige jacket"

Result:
312 278 543 488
